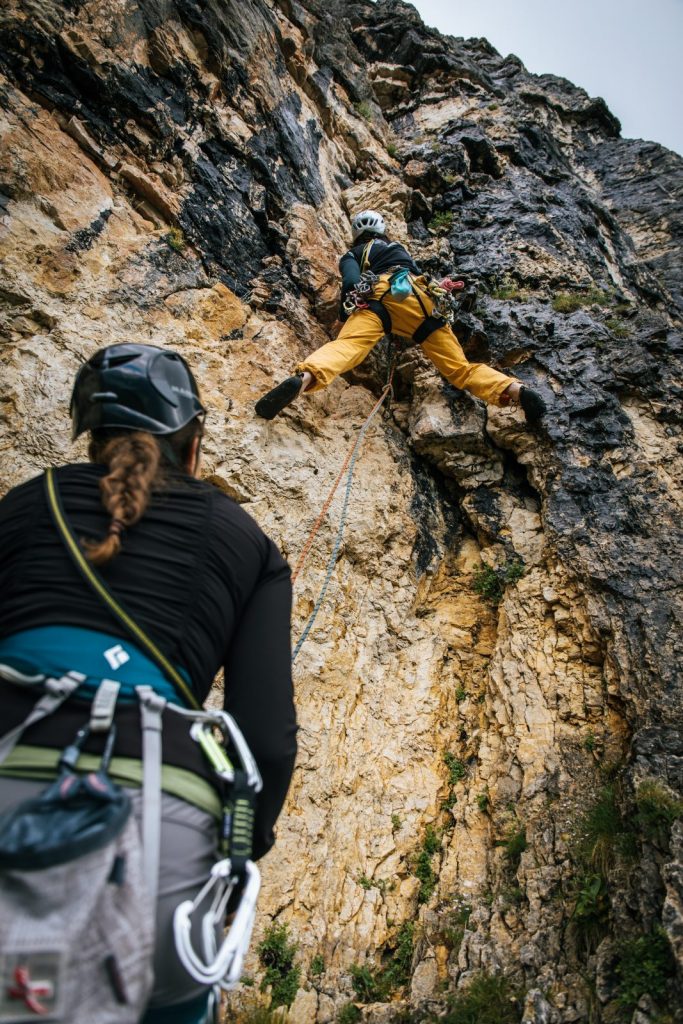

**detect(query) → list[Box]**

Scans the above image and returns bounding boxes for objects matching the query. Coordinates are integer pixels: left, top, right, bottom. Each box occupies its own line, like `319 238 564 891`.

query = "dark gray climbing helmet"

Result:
70 342 206 439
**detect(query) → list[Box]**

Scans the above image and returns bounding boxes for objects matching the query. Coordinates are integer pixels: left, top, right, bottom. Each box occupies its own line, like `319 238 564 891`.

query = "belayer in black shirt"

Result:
0 343 297 1022
256 208 547 424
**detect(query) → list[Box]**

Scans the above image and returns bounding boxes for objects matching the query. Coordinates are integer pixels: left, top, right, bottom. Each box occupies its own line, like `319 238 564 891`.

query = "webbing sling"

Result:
360 240 374 272
410 277 448 345
137 685 166 913
413 313 447 344
44 467 200 710
366 298 393 334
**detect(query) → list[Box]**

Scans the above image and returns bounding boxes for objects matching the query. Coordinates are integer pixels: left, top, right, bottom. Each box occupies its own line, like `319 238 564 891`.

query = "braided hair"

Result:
83 420 201 566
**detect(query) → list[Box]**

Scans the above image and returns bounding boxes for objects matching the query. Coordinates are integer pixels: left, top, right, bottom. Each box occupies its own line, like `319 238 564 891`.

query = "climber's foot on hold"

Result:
519 386 547 426
255 374 305 419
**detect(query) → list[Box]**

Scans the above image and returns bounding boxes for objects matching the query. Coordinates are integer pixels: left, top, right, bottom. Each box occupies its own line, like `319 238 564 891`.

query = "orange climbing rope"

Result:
290 361 396 586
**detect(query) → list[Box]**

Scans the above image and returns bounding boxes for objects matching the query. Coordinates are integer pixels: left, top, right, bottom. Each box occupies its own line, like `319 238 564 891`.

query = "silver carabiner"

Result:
173 859 261 989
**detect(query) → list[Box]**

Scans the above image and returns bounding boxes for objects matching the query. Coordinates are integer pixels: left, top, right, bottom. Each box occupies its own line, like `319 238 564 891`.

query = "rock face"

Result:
1 1 682 1020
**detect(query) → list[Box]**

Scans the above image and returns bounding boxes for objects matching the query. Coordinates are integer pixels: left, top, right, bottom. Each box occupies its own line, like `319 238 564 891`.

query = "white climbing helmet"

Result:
351 209 386 241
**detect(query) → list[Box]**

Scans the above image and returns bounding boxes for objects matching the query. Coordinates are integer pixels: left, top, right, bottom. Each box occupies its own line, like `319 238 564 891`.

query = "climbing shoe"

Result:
519 386 547 425
255 374 305 419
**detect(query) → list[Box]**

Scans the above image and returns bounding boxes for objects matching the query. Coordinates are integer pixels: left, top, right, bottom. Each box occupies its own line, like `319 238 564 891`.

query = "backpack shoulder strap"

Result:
0 671 84 766
360 239 375 272
44 467 199 710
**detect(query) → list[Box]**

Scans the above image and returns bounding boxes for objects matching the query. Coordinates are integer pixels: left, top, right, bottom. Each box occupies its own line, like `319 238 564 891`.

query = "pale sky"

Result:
413 0 683 157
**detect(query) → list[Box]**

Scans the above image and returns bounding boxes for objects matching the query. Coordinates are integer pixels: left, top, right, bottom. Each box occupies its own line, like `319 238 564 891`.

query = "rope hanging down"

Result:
291 358 396 663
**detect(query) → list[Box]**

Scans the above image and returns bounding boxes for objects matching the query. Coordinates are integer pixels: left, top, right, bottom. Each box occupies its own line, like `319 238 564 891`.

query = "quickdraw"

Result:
422 276 465 324
342 270 380 317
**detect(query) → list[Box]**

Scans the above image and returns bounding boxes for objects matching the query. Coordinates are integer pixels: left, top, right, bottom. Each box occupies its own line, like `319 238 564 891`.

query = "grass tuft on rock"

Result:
635 779 683 846
441 972 523 1024
441 899 472 954
490 277 526 301
604 316 631 338
552 287 611 313
498 827 527 871
577 785 635 873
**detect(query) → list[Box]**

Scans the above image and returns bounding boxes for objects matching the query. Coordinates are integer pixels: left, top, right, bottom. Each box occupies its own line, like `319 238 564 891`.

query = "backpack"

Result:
0 724 153 1023
0 469 263 1021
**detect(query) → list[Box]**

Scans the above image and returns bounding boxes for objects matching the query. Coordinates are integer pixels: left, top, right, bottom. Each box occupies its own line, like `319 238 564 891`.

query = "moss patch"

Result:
552 287 611 313
428 211 454 235
337 1003 362 1024
166 227 186 251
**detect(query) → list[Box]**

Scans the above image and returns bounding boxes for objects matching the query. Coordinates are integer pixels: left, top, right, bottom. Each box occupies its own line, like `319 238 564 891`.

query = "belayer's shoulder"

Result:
207 485 289 567
0 463 93 504
0 471 41 511
207 483 270 535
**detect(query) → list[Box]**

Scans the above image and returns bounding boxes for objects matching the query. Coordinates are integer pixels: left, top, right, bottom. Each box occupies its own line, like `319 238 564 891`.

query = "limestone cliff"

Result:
1 1 682 1021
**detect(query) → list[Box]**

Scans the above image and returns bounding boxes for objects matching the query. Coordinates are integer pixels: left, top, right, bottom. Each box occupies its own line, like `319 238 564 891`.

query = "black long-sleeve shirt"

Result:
339 238 420 317
0 463 297 858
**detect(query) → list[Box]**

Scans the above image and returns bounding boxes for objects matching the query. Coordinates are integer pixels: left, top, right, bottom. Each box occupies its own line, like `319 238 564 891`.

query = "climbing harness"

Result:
291 356 396 663
342 239 464 345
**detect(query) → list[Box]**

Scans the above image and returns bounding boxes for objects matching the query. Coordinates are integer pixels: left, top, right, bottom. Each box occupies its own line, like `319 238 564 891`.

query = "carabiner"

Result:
173 859 261 989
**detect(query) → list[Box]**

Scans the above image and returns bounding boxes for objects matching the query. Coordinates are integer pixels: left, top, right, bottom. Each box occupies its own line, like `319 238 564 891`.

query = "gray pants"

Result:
0 777 220 1008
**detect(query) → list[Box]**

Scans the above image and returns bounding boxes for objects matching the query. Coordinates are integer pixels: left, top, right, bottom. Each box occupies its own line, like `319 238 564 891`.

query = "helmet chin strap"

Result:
158 437 182 469
192 435 203 477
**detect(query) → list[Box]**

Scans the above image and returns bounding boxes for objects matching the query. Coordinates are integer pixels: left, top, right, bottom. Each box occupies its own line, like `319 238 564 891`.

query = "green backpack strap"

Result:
44 467 200 710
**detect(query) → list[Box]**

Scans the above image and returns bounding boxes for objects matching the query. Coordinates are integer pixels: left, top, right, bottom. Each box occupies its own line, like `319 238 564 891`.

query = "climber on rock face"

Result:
255 209 547 424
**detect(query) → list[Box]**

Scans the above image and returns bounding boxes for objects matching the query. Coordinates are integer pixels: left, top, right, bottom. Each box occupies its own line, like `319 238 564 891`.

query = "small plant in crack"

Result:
414 825 440 904
472 558 525 605
444 752 467 786
355 100 373 121
310 954 325 978
349 922 415 1003
257 922 301 1009
496 826 527 872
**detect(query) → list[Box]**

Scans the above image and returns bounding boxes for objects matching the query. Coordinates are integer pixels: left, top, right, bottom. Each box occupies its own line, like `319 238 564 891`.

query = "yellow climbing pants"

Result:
298 276 516 406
